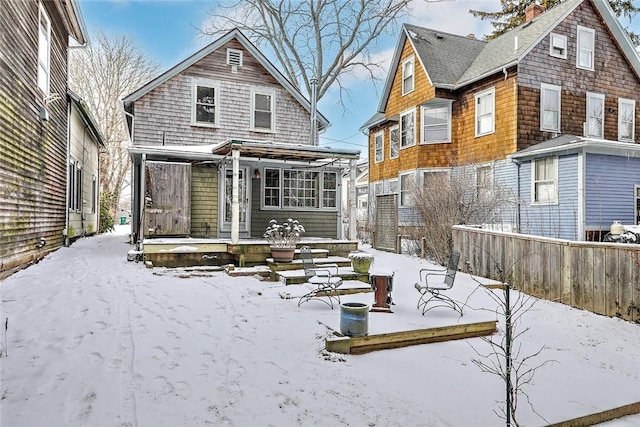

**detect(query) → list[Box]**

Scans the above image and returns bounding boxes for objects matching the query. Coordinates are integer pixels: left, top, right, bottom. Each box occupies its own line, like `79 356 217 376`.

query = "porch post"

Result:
349 158 357 241
231 149 240 244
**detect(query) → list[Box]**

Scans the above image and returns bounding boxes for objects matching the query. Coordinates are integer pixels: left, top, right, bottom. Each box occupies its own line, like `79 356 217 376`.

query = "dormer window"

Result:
226 48 243 67
549 33 567 59
402 56 414 95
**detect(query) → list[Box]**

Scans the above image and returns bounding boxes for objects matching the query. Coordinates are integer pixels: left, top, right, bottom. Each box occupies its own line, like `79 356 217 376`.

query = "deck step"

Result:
267 256 351 273
276 266 370 285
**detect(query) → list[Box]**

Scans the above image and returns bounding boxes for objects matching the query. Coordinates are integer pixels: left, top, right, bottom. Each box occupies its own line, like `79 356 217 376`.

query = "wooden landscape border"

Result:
325 320 497 355
546 401 640 427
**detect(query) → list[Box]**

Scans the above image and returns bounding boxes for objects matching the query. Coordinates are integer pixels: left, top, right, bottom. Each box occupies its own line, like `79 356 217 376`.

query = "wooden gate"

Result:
145 161 191 237
374 194 397 252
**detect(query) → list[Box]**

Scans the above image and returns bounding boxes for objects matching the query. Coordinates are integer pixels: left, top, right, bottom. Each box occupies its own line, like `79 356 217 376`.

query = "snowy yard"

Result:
1 225 639 426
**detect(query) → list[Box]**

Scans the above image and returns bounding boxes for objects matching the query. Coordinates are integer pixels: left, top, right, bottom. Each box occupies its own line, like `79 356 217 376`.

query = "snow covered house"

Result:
0 0 87 277
361 0 640 242
123 29 360 247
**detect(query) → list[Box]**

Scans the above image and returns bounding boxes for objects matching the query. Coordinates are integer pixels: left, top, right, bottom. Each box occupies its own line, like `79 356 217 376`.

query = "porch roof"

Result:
509 135 640 160
129 139 360 164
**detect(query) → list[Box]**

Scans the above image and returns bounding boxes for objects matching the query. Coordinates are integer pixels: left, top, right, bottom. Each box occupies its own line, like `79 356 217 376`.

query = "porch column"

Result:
231 150 240 244
349 158 357 241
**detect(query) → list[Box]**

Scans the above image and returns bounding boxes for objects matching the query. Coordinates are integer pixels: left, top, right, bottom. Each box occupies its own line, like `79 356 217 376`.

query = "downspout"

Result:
511 158 521 233
310 78 318 146
122 109 135 244
349 159 357 240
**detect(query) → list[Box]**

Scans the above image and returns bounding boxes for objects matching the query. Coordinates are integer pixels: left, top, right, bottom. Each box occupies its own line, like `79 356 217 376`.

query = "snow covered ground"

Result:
1 225 639 426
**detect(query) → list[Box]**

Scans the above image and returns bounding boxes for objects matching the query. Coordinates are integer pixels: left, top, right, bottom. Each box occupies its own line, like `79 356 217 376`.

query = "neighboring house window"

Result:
400 109 416 148
75 163 83 211
399 172 415 207
374 182 383 196
374 131 384 163
389 125 399 159
618 98 635 142
264 168 280 207
322 172 337 208
68 160 75 210
540 83 561 132
251 88 275 132
91 175 97 213
533 157 557 204
577 26 595 71
476 166 492 198
402 56 414 95
192 79 219 126
263 169 336 209
549 33 567 59
388 179 398 195
475 88 495 137
422 170 449 191
586 92 604 138
421 103 451 144
635 185 640 225
226 48 243 67
38 2 51 93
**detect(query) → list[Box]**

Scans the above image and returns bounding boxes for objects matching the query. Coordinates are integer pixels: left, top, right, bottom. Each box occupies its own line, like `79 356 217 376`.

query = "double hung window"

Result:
540 83 561 132
533 157 557 204
475 88 495 137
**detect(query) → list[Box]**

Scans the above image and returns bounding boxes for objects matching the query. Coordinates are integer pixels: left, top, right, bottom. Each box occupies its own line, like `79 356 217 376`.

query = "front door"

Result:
221 166 250 237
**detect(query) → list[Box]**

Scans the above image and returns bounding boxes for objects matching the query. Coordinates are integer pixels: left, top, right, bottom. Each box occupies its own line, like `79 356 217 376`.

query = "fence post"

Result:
421 236 427 258
396 234 402 254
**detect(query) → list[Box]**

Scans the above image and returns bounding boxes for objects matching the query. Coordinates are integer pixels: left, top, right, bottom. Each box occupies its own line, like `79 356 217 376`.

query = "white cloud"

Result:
405 0 499 38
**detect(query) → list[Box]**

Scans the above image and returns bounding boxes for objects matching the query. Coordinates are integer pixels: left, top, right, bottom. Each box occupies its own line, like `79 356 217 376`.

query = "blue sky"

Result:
79 0 640 159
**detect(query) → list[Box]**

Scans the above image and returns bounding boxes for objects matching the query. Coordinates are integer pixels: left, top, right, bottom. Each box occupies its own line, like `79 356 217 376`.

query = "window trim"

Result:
618 98 635 142
549 33 567 59
68 159 75 211
261 167 337 211
250 87 276 132
540 83 561 132
38 2 51 94
399 171 415 207
586 92 605 138
421 102 452 144
389 125 399 159
400 108 416 149
476 165 493 199
532 157 558 205
374 131 384 163
191 78 220 127
577 25 595 71
635 184 640 225
475 87 495 137
401 56 415 96
91 175 97 214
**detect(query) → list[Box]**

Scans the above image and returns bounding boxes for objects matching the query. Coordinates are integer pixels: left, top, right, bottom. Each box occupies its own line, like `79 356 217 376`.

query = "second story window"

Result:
400 109 416 148
251 88 275 132
389 125 399 159
192 79 219 127
475 88 495 137
402 56 414 95
38 2 51 94
586 92 604 138
549 33 567 59
421 102 451 144
618 98 635 142
374 131 384 163
540 83 561 132
577 26 595 71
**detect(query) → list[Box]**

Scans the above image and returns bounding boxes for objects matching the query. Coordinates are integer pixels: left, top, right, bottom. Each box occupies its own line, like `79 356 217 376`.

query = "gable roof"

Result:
122 28 329 130
374 0 640 116
68 90 105 148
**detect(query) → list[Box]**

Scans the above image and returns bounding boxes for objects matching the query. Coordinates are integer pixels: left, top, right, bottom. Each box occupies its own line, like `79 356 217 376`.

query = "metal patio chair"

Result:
297 246 343 309
414 249 463 316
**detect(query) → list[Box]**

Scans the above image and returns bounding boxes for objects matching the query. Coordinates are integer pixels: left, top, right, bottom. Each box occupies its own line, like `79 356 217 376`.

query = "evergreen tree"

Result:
470 0 639 45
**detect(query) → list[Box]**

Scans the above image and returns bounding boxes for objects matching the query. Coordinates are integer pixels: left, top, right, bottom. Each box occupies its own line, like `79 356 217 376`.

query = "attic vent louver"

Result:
226 48 243 72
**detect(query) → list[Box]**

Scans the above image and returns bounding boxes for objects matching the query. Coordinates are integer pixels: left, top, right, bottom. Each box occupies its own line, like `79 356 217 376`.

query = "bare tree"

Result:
200 0 412 107
69 33 158 215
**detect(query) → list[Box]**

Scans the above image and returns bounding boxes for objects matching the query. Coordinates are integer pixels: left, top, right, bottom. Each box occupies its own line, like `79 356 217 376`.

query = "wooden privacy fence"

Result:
452 225 640 322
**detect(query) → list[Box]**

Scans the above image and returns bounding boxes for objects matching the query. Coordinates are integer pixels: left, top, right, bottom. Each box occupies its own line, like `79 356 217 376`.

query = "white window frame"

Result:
91 175 97 214
577 26 595 71
400 108 416 148
263 168 281 208
399 172 415 207
191 79 219 127
226 48 243 67
389 125 399 159
68 159 75 211
402 56 414 96
250 87 275 132
475 88 495 137
532 157 558 205
549 33 567 59
540 83 561 132
421 102 452 144
38 2 51 94
75 163 83 211
635 185 640 225
262 168 337 210
388 179 398 195
374 131 384 163
476 165 493 199
618 98 635 142
586 92 604 138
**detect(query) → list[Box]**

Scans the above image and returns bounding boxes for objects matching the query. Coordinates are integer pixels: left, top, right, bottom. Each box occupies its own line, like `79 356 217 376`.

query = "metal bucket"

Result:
340 302 369 337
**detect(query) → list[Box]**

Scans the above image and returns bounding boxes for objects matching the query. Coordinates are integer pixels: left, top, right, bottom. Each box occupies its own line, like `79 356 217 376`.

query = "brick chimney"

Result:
467 33 476 40
525 3 545 22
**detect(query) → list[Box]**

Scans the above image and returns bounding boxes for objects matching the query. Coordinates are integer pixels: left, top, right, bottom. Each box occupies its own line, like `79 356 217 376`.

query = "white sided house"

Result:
123 29 360 247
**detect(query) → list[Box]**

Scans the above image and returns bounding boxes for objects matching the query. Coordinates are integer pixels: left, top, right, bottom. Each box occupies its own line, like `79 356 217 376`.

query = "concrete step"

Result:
276 266 370 285
267 256 351 273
